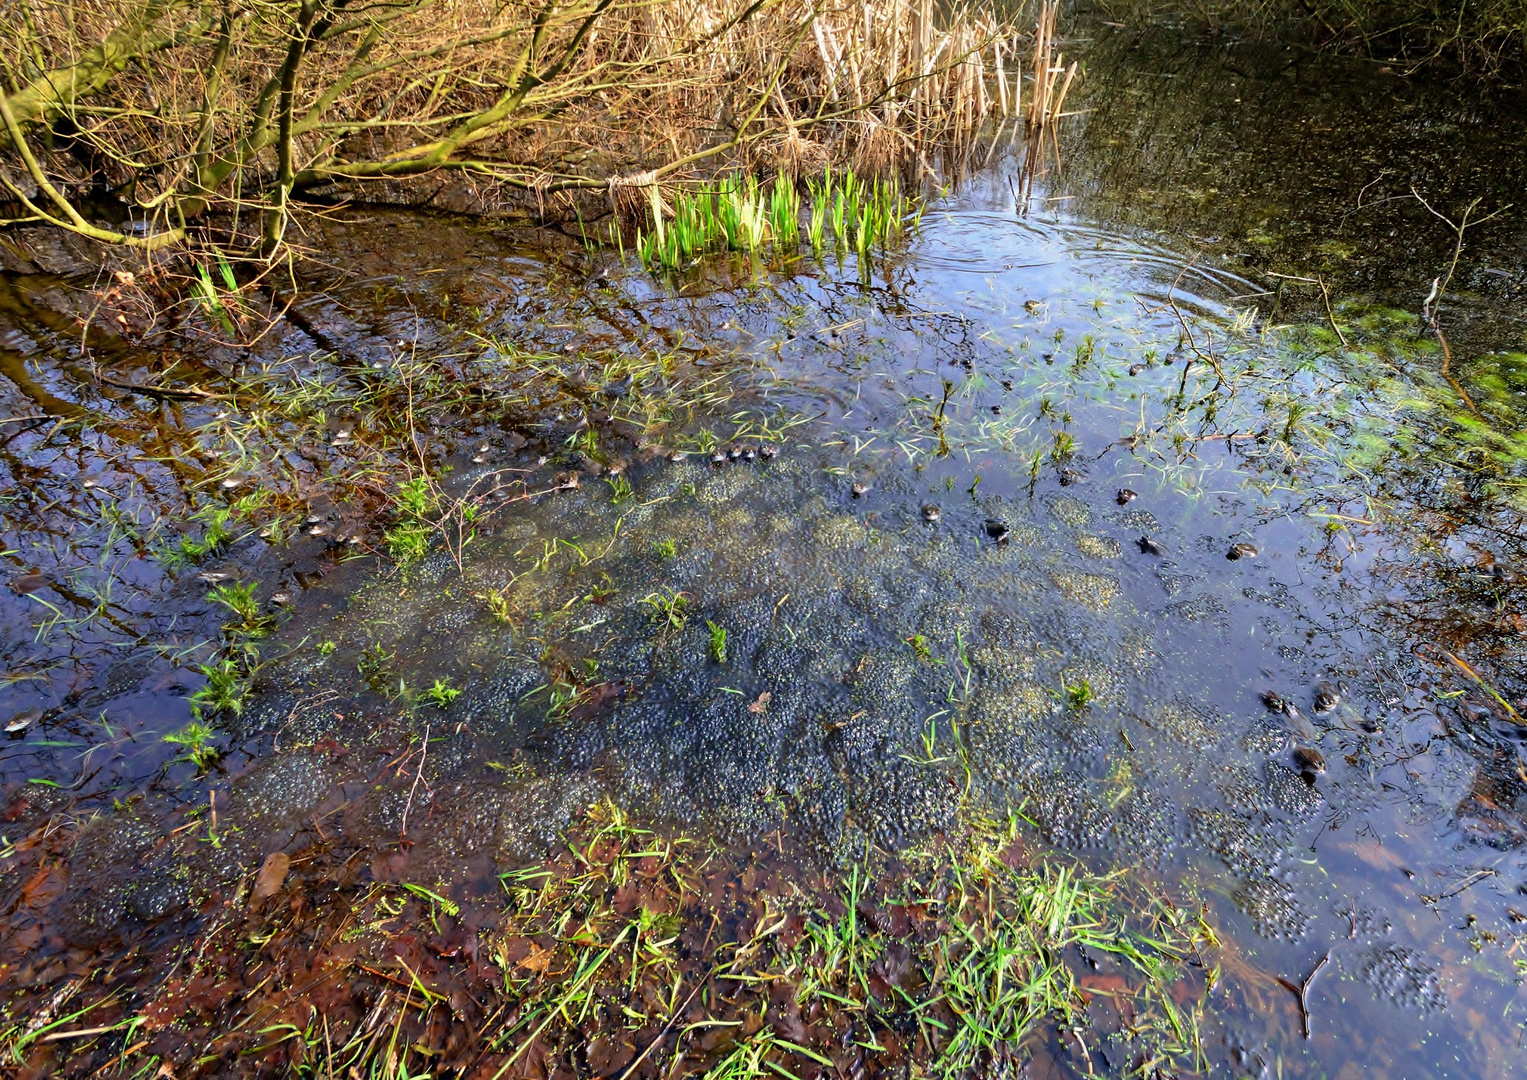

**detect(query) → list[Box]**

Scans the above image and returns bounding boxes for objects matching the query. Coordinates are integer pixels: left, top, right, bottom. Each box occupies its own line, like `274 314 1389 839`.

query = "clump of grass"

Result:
207 581 274 637
425 678 461 708
189 657 248 718
162 506 236 567
482 587 514 622
1064 678 1096 709
906 632 939 662
357 643 399 696
605 474 634 504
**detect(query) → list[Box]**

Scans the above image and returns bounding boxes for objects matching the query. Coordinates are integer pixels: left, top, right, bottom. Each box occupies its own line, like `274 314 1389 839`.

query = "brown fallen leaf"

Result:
252 852 290 900
10 572 49 595
747 691 772 714
518 942 553 973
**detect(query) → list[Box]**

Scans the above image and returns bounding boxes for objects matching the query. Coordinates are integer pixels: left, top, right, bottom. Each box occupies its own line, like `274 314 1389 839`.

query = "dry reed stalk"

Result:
994 38 1008 116
1022 0 1077 129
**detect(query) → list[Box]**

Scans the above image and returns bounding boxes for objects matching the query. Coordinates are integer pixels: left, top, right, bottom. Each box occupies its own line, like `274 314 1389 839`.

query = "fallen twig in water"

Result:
1275 950 1328 1040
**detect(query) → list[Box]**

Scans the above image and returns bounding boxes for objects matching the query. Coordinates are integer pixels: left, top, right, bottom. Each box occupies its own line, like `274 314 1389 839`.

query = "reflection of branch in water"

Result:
1009 122 1064 216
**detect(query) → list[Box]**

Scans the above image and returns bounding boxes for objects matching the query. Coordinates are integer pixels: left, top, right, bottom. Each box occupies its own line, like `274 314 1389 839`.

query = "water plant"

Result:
605 474 634 505
162 506 236 567
425 678 461 708
637 168 914 273
642 588 690 630
163 720 220 771
357 643 398 695
189 658 248 718
207 581 273 637
384 477 436 566
482 588 514 622
1063 678 1096 710
906 633 937 662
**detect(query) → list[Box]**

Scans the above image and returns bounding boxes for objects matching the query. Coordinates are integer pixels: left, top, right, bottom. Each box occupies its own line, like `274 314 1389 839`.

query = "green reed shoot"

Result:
768 172 799 248
638 169 913 272
642 588 690 630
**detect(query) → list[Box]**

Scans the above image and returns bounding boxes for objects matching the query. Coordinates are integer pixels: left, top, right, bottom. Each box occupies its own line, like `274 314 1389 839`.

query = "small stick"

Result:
616 978 706 1080
96 375 231 401
1428 867 1497 902
398 723 430 840
1318 278 1349 349
1276 951 1329 1039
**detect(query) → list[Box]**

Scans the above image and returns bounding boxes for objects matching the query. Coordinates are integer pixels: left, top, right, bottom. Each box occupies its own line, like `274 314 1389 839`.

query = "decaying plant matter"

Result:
0 0 1064 255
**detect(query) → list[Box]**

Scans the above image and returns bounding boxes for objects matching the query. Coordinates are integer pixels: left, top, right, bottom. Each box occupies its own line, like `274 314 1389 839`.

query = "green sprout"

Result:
706 620 728 664
208 581 274 637
606 474 634 504
906 634 937 663
189 658 247 718
1063 679 1096 710
483 588 514 622
384 476 436 566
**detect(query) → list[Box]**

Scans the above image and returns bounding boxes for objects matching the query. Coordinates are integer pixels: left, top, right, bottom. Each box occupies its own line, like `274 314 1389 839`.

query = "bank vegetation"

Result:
0 0 1062 258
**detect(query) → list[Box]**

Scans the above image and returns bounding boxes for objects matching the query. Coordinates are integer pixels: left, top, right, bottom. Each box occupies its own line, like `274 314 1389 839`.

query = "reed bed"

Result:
0 0 1079 256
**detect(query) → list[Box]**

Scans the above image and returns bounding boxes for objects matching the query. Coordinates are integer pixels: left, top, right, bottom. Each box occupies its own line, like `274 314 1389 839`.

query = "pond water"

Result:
2 17 1526 1080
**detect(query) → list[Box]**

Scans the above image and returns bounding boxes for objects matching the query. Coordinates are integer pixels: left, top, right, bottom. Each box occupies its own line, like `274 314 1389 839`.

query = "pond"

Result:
1 16 1525 1080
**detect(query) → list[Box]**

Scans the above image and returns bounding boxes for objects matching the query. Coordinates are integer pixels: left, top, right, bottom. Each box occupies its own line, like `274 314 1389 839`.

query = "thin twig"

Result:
398 723 430 840
1275 951 1329 1039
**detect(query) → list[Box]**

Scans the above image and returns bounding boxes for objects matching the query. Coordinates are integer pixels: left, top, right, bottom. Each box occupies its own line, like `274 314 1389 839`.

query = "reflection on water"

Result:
1 17 1526 1080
